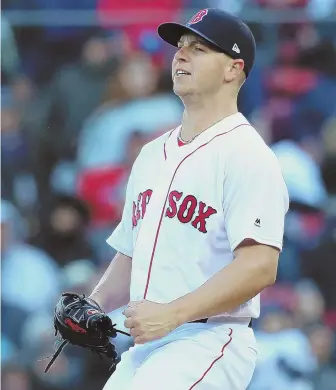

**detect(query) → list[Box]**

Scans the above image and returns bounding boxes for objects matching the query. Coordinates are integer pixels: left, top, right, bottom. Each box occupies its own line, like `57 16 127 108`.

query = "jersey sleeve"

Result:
223 144 289 252
106 167 135 257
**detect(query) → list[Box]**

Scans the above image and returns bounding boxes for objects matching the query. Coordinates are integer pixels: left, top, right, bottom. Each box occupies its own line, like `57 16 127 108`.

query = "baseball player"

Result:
90 8 289 390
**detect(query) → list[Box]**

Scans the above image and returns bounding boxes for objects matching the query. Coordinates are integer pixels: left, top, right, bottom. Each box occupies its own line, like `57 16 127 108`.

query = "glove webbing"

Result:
43 326 130 373
44 339 69 373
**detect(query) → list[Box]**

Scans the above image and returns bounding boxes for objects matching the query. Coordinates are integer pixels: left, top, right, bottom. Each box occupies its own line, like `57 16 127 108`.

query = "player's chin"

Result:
173 83 194 97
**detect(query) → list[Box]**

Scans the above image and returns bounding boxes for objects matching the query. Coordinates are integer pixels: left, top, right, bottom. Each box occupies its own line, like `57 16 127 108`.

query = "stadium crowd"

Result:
1 1 336 389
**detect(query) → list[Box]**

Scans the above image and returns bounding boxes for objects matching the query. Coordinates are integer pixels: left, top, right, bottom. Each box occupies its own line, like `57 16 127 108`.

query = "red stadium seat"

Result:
77 165 128 227
265 66 318 96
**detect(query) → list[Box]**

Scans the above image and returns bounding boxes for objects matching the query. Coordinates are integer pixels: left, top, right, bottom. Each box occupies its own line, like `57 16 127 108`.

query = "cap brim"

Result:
158 22 222 52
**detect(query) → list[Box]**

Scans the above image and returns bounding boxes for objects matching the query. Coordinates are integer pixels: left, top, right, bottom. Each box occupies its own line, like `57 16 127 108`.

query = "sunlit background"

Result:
1 1 336 389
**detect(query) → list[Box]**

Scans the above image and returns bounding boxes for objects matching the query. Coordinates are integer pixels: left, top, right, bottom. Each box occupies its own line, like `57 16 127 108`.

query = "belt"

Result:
190 318 253 328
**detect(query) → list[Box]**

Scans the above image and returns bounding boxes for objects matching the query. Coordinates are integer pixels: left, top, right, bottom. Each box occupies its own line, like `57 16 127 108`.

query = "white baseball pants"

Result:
103 321 257 390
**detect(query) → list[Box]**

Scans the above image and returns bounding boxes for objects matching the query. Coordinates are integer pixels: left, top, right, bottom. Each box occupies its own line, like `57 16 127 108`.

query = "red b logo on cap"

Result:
188 9 208 25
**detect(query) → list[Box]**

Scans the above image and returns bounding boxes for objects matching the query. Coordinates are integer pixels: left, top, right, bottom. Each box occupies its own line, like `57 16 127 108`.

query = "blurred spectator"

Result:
77 51 182 169
210 0 247 14
97 0 183 61
2 301 29 348
3 0 98 84
10 76 52 148
239 65 267 119
320 115 336 217
35 33 120 203
1 16 20 83
21 312 85 390
1 363 32 390
2 76 52 210
29 194 96 267
76 129 150 263
1 93 37 209
297 41 336 77
273 137 327 207
321 156 336 205
301 221 336 312
62 259 97 294
299 116 336 318
291 41 336 141
249 304 317 390
307 324 336 390
321 116 336 161
1 200 61 315
46 32 119 153
1 334 17 364
77 130 149 228
307 0 336 19
293 280 326 329
253 0 309 7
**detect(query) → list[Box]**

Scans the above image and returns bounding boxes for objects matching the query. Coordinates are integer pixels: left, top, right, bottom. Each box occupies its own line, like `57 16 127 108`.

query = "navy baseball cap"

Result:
158 8 256 76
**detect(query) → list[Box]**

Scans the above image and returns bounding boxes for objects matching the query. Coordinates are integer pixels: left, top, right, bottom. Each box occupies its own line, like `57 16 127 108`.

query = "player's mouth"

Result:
174 69 191 77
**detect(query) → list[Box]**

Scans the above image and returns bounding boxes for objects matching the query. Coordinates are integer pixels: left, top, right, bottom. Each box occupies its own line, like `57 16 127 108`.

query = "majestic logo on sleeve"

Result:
132 189 217 233
187 9 208 25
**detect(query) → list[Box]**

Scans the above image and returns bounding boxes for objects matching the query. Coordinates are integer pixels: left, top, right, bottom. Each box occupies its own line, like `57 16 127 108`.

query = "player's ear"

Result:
224 59 244 83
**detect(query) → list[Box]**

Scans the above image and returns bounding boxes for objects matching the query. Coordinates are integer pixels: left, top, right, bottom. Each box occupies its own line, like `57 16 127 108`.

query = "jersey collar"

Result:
164 112 250 161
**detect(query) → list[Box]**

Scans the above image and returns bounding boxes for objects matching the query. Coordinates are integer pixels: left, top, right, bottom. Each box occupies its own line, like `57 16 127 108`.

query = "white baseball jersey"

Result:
107 112 289 321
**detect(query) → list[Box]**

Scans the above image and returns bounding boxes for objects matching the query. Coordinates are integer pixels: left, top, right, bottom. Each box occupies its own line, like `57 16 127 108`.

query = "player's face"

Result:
172 34 235 98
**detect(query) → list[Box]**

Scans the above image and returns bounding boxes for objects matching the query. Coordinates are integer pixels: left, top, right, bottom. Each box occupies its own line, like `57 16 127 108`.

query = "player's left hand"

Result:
123 300 179 344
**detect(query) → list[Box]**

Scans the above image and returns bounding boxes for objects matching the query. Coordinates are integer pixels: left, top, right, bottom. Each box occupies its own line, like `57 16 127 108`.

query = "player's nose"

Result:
174 46 190 63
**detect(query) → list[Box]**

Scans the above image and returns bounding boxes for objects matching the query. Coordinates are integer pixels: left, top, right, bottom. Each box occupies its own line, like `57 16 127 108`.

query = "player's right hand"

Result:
123 300 179 344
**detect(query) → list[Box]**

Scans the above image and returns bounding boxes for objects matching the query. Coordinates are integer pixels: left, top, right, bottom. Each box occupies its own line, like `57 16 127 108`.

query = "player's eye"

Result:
195 45 205 52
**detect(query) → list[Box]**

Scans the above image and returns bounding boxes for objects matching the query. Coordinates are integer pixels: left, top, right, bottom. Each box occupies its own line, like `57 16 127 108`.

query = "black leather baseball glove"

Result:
44 292 129 373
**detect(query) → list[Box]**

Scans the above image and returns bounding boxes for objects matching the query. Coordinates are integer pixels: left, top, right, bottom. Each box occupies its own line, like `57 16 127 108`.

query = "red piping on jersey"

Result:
188 328 233 389
143 123 251 299
163 128 176 161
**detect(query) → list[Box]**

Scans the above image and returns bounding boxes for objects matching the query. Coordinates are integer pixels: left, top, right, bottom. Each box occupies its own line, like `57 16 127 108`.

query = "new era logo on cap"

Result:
232 43 240 53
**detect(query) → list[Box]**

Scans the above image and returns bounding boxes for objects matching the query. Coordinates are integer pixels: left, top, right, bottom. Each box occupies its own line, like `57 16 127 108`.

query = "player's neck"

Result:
180 97 238 142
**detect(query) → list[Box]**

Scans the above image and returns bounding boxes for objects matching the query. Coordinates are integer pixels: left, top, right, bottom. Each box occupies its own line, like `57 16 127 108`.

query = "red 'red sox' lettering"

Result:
132 189 153 228
177 195 197 223
132 189 217 233
165 191 183 218
166 191 217 233
191 201 216 233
